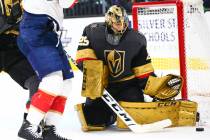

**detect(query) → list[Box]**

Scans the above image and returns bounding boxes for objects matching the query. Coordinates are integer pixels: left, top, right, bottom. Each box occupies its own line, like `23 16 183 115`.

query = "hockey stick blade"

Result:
65 52 172 133
129 119 172 133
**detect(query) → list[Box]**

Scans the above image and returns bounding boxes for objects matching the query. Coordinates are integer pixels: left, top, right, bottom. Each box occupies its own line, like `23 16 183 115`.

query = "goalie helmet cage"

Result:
132 0 210 123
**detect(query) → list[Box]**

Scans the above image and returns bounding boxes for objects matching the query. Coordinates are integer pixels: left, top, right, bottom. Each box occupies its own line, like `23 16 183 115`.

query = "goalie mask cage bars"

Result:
132 0 210 99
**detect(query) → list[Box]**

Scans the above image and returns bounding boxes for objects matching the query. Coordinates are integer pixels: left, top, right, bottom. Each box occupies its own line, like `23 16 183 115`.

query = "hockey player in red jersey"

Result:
75 5 183 131
17 0 77 140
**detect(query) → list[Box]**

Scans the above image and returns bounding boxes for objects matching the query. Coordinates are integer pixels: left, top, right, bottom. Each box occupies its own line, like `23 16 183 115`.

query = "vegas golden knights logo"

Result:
104 50 125 77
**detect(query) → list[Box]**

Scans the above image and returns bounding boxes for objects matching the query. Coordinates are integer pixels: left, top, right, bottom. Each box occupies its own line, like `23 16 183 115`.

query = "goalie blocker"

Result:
81 60 108 99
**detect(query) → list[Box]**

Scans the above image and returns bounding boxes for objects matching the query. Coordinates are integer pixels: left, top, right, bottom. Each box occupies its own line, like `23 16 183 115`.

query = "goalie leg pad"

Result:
116 100 197 129
75 103 105 132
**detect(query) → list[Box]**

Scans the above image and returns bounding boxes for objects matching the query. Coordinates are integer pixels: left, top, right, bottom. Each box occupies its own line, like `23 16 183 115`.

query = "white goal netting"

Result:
132 0 210 125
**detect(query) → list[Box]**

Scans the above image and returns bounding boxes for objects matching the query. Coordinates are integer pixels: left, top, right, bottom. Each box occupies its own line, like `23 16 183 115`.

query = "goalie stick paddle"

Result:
65 51 172 133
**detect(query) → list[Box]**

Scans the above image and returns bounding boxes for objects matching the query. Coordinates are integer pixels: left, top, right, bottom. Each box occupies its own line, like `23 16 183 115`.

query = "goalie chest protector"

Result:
83 23 152 82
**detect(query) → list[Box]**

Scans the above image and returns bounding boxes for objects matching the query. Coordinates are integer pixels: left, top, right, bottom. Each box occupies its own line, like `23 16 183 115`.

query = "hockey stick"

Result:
65 52 172 133
102 90 172 133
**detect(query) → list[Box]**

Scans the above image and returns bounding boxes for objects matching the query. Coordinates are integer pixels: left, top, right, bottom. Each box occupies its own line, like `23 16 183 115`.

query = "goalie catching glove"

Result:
144 74 183 101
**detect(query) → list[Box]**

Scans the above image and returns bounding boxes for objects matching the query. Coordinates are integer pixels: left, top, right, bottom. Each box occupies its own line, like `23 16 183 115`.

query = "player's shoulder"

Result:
84 22 106 32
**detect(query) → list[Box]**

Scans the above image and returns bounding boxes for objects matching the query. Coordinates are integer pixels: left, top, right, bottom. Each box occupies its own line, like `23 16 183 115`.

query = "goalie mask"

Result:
105 5 129 35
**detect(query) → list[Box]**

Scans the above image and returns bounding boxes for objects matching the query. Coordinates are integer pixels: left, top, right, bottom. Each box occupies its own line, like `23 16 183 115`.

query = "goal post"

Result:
132 0 187 99
132 0 210 123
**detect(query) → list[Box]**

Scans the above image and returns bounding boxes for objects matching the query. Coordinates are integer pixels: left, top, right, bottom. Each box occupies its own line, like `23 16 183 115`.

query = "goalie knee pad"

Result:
116 100 197 129
75 104 106 132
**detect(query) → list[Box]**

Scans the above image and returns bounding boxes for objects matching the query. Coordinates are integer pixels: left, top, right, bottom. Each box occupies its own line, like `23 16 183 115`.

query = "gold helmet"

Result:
105 5 129 35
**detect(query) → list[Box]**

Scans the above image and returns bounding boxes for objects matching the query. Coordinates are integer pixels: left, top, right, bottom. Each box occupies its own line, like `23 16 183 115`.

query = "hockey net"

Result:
132 0 210 125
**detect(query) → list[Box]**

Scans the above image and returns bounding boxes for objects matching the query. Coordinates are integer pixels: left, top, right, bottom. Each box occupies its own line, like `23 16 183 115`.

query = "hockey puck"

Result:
196 127 204 132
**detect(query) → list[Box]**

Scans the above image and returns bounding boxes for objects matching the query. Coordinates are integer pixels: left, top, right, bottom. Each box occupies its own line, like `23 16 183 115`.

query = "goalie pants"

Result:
83 78 144 126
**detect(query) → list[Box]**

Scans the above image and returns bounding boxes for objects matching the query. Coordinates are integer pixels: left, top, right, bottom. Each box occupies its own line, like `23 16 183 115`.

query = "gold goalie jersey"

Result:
76 22 154 83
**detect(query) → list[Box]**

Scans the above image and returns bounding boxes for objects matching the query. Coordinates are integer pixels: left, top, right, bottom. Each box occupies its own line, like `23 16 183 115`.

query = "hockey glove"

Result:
144 74 183 101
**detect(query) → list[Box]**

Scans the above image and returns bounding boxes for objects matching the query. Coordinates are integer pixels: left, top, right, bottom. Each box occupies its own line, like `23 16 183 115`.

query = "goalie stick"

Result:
65 51 172 133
